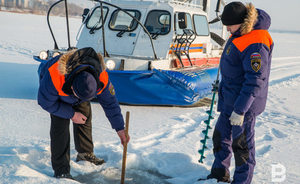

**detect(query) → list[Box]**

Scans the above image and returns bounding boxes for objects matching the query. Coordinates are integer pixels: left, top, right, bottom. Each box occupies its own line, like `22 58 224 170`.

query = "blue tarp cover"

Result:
107 68 218 106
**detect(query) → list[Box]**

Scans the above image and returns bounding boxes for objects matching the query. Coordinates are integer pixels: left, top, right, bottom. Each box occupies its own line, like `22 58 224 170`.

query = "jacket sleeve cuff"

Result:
115 126 125 132
234 93 255 115
67 109 75 119
233 109 244 115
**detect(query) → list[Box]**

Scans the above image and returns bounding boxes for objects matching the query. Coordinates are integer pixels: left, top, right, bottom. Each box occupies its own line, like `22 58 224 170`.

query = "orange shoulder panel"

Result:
97 70 109 95
48 62 68 96
232 30 273 52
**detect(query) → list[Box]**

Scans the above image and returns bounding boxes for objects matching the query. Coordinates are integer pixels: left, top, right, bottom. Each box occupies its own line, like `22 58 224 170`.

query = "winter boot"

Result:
54 173 74 180
198 173 231 183
76 152 105 165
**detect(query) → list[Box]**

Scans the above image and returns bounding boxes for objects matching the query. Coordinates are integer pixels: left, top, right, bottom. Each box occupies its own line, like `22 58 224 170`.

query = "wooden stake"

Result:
121 111 130 184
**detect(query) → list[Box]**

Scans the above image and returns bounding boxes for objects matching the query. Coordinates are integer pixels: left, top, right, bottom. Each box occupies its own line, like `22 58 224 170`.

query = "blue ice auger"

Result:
198 67 220 163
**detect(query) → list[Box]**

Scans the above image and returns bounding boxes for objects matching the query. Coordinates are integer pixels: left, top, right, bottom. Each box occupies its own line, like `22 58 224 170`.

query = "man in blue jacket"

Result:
206 2 273 183
38 47 130 179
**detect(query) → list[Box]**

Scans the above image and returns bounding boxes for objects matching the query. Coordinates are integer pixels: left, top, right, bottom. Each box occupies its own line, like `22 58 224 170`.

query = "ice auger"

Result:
198 68 220 163
198 0 226 162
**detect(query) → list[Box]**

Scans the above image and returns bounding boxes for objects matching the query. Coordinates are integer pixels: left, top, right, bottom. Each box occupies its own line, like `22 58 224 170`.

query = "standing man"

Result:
38 47 130 179
207 2 273 183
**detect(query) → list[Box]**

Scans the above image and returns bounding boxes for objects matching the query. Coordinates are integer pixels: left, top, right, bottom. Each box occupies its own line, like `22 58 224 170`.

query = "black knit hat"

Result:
72 71 97 101
221 2 247 26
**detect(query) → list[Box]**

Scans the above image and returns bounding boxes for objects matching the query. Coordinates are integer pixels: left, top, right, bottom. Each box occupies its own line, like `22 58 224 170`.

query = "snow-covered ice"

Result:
1 11 300 183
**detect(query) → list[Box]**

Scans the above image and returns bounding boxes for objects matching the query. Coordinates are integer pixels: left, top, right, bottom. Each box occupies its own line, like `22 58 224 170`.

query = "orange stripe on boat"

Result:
170 43 203 48
169 43 204 54
189 49 203 53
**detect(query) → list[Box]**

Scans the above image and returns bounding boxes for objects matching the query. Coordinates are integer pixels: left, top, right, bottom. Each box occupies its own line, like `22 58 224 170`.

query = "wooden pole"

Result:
121 111 130 184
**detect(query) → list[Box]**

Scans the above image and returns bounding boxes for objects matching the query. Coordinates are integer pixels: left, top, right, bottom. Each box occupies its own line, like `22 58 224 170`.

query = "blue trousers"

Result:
211 110 256 184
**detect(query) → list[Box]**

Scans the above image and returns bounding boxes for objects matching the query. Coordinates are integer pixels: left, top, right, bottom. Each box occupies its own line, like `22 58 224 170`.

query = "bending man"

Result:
38 47 130 179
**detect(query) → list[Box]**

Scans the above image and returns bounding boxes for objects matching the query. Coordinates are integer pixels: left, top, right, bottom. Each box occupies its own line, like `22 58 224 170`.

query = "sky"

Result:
224 0 300 31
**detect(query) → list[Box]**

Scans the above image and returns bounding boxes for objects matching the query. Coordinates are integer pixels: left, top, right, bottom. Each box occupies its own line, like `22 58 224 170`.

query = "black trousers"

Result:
50 101 93 175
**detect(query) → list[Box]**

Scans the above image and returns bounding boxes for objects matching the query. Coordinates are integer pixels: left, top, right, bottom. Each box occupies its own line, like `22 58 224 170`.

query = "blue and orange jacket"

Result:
38 49 124 131
217 6 274 116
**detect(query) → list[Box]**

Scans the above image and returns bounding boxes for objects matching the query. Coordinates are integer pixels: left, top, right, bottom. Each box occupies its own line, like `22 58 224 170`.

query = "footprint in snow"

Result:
271 128 288 138
263 134 273 141
256 145 272 157
256 134 273 142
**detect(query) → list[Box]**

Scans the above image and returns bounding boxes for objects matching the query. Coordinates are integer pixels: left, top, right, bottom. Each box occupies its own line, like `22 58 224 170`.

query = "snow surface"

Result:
1 11 300 184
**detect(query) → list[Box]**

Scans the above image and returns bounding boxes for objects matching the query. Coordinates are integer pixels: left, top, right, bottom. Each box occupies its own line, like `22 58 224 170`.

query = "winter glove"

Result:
229 111 244 126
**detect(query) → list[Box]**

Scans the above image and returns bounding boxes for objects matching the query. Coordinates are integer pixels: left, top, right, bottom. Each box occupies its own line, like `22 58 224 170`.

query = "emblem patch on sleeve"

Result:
226 45 231 55
108 83 115 95
250 52 261 72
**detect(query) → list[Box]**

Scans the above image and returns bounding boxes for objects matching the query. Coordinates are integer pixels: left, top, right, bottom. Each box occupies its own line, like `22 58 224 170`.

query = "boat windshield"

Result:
144 10 171 35
193 15 209 36
86 6 109 30
109 9 141 31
